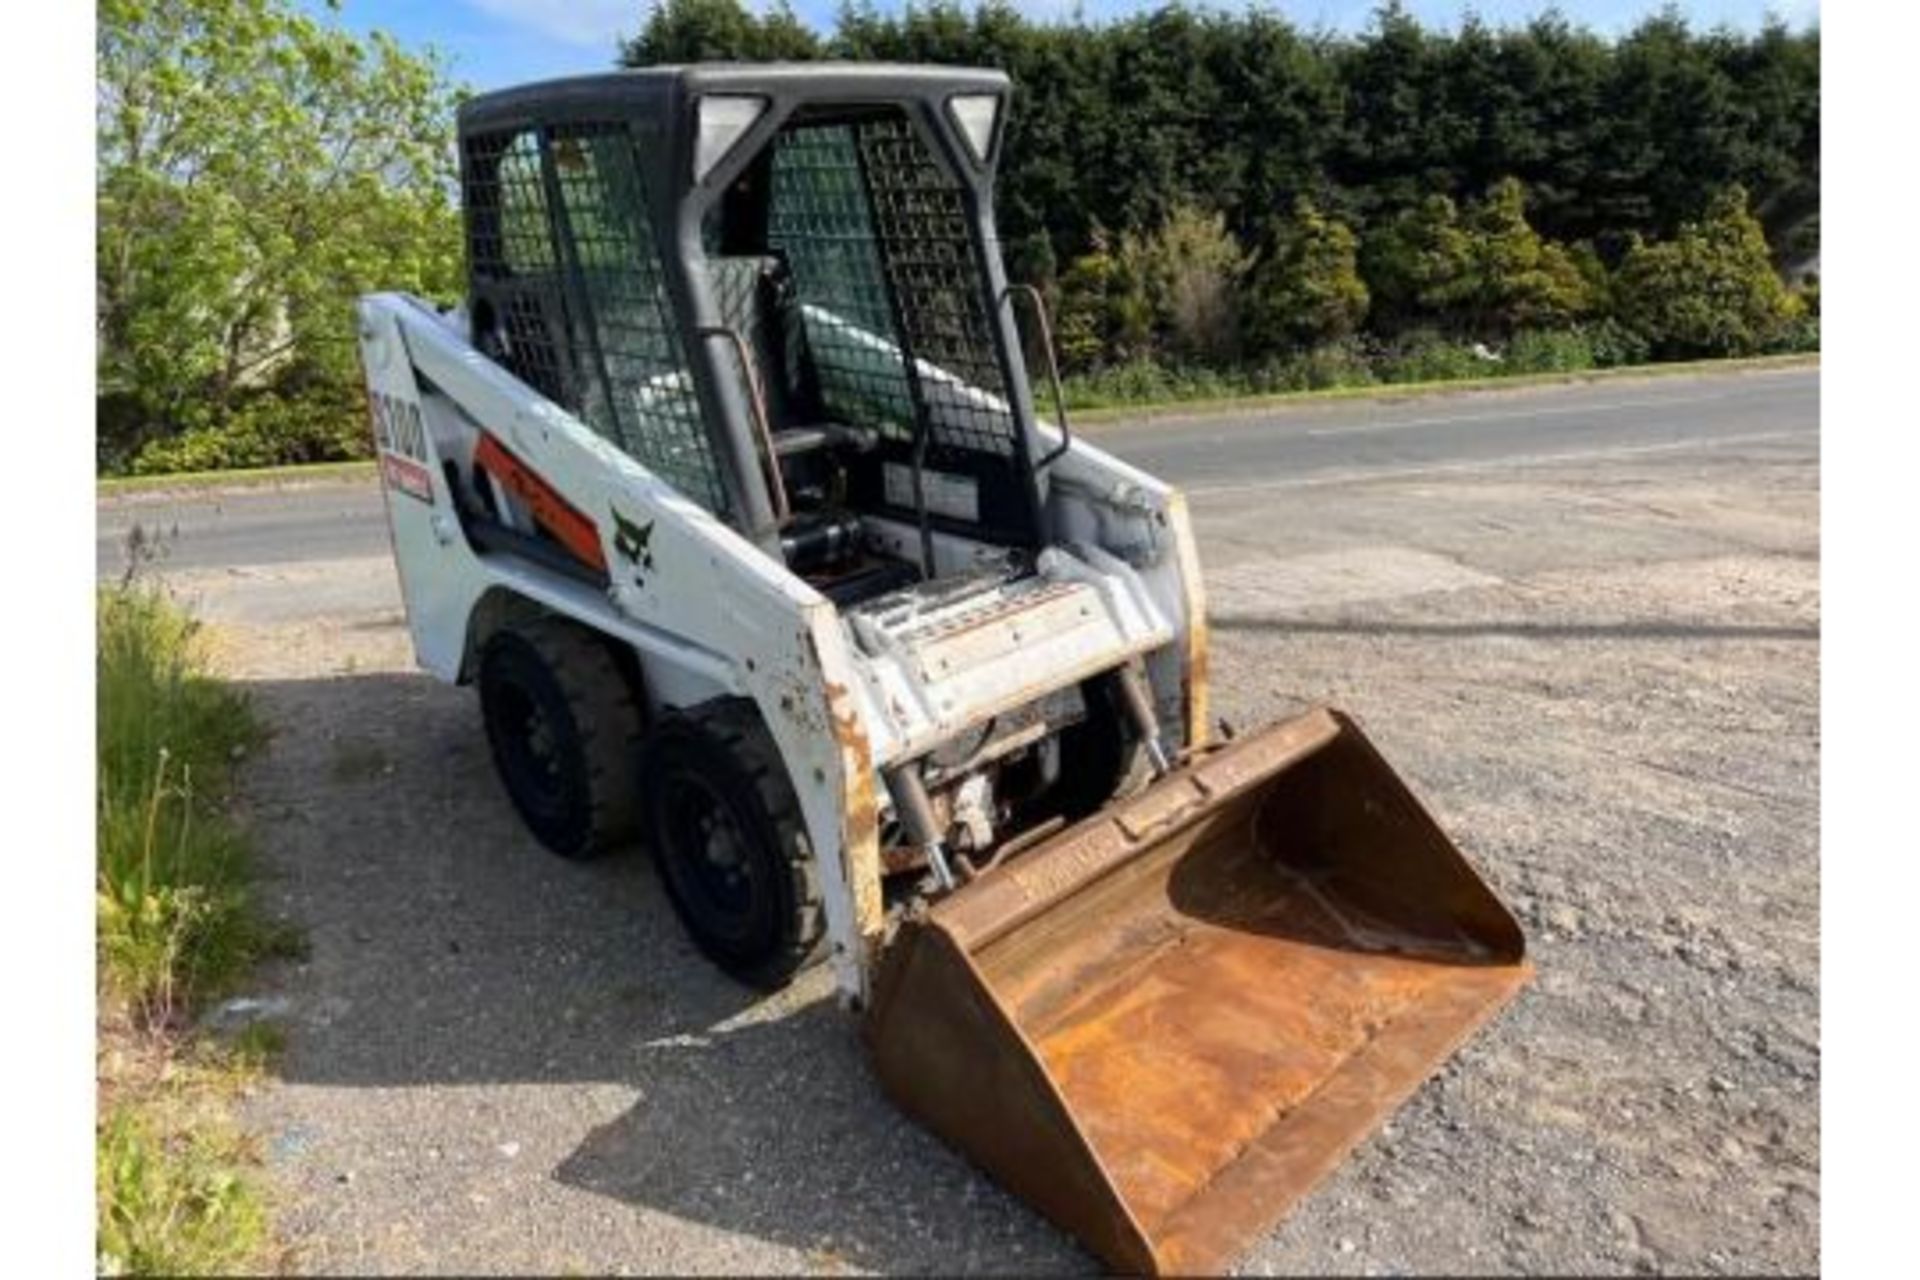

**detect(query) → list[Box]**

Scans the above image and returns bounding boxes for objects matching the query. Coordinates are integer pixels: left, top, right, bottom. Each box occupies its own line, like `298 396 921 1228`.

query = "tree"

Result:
1730 20 1820 261
1363 179 1596 337
1056 227 1158 366
93 1 1823 472
1049 207 1248 369
1054 236 1124 369
1362 194 1477 331
1461 178 1597 334
1243 199 1370 355
619 0 820 65
97 0 462 472
1614 185 1798 357
1129 204 1250 363
1333 2 1446 217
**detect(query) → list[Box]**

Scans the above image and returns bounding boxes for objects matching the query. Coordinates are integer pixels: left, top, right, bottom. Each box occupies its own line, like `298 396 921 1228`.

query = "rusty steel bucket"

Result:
865 707 1531 1275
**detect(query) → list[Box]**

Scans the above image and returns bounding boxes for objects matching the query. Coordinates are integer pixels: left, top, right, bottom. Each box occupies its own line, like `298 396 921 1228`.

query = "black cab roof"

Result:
458 62 1010 138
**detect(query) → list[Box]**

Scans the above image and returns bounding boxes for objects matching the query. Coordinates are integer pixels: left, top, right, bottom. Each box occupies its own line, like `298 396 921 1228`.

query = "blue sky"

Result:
303 1 1820 91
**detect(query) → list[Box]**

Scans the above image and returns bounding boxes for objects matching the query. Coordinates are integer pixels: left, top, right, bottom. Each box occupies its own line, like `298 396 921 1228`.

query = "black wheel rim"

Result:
662 768 762 943
488 677 568 823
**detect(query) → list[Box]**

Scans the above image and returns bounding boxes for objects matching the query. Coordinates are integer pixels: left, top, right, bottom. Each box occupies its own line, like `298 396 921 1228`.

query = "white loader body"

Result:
358 291 1206 1002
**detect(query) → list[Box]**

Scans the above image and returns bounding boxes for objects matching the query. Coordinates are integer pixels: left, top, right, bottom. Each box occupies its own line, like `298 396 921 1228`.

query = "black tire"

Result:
1043 672 1150 822
477 617 643 860
645 699 824 989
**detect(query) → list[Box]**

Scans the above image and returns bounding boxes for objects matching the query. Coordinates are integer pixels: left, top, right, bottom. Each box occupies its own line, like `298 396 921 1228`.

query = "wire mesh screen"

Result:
463 124 727 513
766 125 917 444
547 124 727 512
767 115 1020 460
463 130 570 405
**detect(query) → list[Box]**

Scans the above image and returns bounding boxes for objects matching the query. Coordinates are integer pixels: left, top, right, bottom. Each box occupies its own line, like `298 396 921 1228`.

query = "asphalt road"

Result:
96 366 1817 581
96 364 1821 1275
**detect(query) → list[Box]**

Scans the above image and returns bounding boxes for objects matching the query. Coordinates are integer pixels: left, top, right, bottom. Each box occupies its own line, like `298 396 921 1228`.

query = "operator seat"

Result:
710 254 906 596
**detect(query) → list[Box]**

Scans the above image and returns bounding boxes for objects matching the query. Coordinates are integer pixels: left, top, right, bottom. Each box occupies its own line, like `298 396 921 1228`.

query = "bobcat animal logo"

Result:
611 508 655 581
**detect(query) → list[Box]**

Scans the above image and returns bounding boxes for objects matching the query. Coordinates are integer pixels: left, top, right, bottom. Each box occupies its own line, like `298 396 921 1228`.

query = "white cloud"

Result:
464 0 639 48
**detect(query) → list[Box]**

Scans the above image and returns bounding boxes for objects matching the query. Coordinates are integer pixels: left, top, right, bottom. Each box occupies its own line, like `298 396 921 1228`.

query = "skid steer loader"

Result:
356 63 1530 1274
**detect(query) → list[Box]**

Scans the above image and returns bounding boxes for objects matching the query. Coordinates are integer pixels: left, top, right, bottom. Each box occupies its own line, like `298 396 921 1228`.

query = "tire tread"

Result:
483 616 644 859
649 698 823 988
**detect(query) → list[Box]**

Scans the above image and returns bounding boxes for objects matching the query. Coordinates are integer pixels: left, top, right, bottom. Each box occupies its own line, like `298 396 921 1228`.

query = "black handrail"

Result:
1002 283 1074 471
698 324 792 525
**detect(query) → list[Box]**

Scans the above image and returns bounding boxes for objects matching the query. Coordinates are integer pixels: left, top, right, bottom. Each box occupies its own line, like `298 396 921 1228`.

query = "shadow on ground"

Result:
239 669 1086 1274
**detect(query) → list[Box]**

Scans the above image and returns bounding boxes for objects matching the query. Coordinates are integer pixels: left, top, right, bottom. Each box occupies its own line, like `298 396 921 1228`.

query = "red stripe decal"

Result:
473 434 608 573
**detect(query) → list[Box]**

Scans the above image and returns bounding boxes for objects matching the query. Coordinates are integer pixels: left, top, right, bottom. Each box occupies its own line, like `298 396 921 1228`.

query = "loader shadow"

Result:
550 1006 1087 1273
1210 614 1819 642
239 669 1087 1274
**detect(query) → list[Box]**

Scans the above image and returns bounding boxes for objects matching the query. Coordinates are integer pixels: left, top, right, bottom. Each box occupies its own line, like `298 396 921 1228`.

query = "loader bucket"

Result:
865 707 1530 1275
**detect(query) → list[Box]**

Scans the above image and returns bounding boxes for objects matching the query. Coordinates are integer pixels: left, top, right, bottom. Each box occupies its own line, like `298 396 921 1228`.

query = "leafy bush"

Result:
1132 204 1251 363
1584 317 1655 368
1054 233 1141 369
128 378 369 476
1365 180 1599 338
1243 199 1371 356
1061 360 1245 410
1614 186 1799 357
1793 277 1819 317
1771 310 1820 354
1770 279 1820 353
1363 195 1478 332
1378 330 1499 383
1255 341 1380 392
1056 207 1252 372
1463 179 1599 334
1504 328 1597 375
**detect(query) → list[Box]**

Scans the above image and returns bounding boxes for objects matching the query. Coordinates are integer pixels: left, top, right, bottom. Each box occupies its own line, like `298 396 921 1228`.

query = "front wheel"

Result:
1034 671 1150 823
477 617 643 860
645 700 823 990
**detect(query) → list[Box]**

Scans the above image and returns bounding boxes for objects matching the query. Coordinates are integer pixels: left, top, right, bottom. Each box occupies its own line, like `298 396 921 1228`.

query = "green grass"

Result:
98 585 267 1026
97 583 284 1275
97 1089 269 1277
96 457 376 496
1063 351 1820 423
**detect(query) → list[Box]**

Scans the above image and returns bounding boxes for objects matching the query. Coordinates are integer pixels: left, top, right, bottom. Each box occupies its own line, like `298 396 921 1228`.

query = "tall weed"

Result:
97 584 262 1026
97 579 279 1274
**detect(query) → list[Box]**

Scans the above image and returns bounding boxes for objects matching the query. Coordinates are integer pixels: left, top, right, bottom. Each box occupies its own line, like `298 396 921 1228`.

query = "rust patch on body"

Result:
1164 491 1210 749
817 654 884 946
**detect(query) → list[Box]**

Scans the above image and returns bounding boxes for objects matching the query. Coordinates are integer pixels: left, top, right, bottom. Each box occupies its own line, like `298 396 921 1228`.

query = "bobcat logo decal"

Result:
611 507 656 584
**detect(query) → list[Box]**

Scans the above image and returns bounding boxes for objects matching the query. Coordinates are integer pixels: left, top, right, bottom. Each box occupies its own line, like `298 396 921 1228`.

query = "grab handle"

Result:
1002 284 1073 471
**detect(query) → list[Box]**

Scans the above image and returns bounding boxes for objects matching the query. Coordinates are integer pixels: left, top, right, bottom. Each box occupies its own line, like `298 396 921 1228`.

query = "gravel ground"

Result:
176 420 1816 1275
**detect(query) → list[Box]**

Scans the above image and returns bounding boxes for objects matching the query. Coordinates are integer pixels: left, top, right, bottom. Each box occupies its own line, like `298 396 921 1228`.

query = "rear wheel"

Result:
646 700 823 989
477 617 643 860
